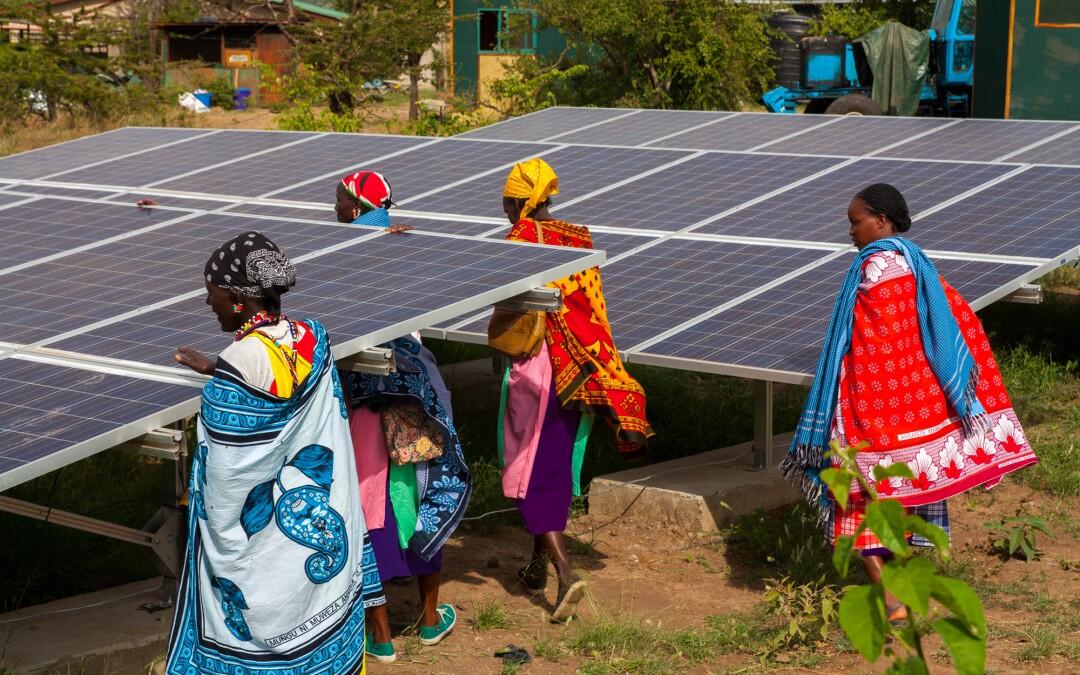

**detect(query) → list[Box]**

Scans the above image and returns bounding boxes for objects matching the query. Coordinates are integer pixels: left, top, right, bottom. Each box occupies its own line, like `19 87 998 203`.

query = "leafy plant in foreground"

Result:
821 442 987 675
984 511 1052 562
762 576 840 652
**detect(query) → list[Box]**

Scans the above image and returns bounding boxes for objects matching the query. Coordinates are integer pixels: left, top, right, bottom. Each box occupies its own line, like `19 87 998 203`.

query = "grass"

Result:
471 599 511 631
714 502 839 586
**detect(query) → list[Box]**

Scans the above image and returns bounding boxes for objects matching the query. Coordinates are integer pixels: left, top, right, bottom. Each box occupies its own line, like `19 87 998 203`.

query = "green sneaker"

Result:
418 604 456 646
365 637 396 664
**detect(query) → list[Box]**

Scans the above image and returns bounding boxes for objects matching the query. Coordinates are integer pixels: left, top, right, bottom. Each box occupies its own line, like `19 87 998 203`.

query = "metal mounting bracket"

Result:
338 347 396 375
117 427 186 461
1003 283 1042 304
495 287 562 312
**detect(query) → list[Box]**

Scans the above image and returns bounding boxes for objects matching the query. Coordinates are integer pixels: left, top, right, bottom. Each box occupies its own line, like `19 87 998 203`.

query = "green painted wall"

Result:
452 0 565 100
972 0 1009 117
974 0 1080 120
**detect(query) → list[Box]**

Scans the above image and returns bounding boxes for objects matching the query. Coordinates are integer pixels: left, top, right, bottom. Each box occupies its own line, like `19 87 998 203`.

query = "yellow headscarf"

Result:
503 158 559 219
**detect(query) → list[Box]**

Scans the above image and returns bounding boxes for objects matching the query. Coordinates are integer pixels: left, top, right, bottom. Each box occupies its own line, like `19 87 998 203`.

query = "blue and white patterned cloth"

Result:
345 335 473 561
167 321 384 674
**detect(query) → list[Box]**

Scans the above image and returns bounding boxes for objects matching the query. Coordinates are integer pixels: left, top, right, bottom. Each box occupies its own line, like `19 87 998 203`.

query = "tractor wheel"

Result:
825 94 883 116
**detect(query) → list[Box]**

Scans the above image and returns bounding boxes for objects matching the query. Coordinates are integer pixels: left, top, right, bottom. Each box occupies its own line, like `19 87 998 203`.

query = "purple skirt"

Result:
368 474 443 581
515 384 582 535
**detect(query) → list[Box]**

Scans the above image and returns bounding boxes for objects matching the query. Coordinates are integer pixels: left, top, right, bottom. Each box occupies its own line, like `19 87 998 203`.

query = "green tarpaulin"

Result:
856 21 930 116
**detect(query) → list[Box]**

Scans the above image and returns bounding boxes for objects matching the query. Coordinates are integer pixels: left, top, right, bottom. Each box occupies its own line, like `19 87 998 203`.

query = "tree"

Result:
0 1 131 124
523 0 776 111
370 0 448 121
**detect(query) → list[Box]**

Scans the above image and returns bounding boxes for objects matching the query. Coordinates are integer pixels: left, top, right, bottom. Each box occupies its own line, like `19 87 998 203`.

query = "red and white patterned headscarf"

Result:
341 170 394 210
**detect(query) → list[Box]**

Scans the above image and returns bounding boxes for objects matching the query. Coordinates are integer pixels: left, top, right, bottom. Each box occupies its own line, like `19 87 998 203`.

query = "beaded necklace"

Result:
235 310 301 388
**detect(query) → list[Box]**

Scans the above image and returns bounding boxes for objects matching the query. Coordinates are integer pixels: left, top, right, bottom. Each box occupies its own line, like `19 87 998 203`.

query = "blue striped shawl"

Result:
780 238 986 523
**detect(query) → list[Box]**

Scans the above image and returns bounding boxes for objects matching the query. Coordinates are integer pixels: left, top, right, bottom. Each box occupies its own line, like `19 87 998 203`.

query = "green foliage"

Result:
471 599 511 630
761 576 840 651
288 1 448 120
720 502 837 585
809 1 937 40
0 2 142 127
984 511 1052 561
524 0 776 110
828 441 987 675
484 54 588 117
200 75 235 111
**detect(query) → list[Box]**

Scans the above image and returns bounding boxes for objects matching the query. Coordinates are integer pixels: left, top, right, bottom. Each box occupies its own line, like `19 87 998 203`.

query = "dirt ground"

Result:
353 479 1079 674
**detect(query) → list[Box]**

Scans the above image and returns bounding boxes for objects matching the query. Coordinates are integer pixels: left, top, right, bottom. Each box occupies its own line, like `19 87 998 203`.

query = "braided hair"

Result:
855 183 912 233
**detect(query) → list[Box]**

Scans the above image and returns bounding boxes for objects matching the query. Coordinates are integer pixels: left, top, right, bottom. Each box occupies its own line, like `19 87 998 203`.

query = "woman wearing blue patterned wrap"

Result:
167 232 385 674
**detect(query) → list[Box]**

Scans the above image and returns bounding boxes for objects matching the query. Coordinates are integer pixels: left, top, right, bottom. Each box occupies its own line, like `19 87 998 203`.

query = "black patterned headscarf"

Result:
204 232 296 306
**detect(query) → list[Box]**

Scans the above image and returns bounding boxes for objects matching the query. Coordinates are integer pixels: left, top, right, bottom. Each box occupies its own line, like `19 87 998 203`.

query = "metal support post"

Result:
495 287 562 312
752 380 774 470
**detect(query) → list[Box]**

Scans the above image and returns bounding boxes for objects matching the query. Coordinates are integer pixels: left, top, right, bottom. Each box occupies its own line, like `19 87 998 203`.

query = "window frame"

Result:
477 7 538 55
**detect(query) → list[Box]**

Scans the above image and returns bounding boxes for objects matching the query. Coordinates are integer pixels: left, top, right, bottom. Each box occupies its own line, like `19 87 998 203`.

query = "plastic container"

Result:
800 36 848 90
234 88 251 111
193 89 212 109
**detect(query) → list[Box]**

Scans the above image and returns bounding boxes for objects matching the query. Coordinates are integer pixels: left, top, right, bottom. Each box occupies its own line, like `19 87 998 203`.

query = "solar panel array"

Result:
1 107 1078 488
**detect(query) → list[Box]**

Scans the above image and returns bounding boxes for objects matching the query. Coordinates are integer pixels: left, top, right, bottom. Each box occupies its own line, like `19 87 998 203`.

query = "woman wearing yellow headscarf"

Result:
498 158 653 620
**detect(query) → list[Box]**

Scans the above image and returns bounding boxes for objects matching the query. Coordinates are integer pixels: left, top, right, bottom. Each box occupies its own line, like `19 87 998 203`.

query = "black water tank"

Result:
768 11 813 87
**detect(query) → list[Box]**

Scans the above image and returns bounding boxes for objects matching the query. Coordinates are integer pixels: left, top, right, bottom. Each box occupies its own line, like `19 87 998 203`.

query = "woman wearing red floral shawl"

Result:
498 158 653 620
783 184 1037 623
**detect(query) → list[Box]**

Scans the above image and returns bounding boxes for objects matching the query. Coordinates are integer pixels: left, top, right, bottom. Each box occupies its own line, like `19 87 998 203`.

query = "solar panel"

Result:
550 110 733 146
634 254 1040 379
219 203 497 235
403 144 695 218
1006 127 1080 166
106 194 236 211
879 119 1077 162
600 241 835 347
911 165 1080 258
0 198 190 272
0 356 199 490
151 133 432 197
0 212 368 344
650 113 835 152
48 131 316 188
0 127 211 180
555 152 841 231
759 116 957 156
3 184 124 201
47 231 602 366
698 159 1015 241
457 107 637 141
269 139 552 206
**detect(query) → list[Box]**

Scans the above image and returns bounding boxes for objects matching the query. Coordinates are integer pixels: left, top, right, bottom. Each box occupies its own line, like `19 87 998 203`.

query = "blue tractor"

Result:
763 0 975 116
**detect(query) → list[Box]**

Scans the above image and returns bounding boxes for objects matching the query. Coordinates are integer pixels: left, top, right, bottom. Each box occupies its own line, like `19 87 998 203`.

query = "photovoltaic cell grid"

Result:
2 184 124 201
0 358 197 488
880 119 1078 162
1007 128 1080 166
636 255 1041 376
556 152 841 231
403 144 695 218
50 234 601 367
0 127 211 180
698 159 1016 242
912 166 1080 258
0 212 369 344
651 113 835 152
0 198 187 271
154 133 431 197
457 107 635 141
550 110 732 146
271 139 552 205
598 241 829 347
758 116 957 156
49 131 316 188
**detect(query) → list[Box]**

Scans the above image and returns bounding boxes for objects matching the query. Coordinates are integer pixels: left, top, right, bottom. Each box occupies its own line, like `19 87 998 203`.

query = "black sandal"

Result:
517 556 549 592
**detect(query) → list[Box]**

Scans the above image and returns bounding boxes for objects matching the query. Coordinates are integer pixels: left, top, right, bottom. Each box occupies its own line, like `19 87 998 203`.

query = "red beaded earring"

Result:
233 303 244 314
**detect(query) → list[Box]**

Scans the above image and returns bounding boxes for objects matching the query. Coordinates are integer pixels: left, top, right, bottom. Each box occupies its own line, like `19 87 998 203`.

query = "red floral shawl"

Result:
507 218 653 455
835 251 1037 506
